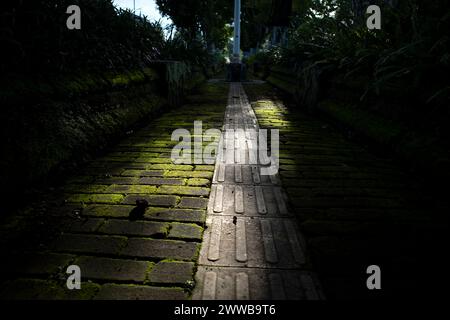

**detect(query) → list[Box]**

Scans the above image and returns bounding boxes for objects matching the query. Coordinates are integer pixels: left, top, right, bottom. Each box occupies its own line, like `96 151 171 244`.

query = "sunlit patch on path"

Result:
193 83 324 300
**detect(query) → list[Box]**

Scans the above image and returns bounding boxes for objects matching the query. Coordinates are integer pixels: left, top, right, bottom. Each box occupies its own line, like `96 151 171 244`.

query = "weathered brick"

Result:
141 147 171 153
80 167 123 176
146 142 177 148
158 186 210 196
63 184 108 193
83 205 132 218
121 170 164 177
94 284 187 300
136 157 173 164
165 171 213 178
178 197 208 209
61 218 104 233
122 194 178 207
169 223 203 241
66 194 124 204
139 177 184 185
195 165 216 171
105 185 158 194
5 253 75 275
75 256 151 282
148 164 194 171
53 234 127 255
148 261 195 285
99 219 169 237
145 208 206 223
0 279 100 300
187 178 211 187
122 238 199 261
131 152 160 158
123 163 148 169
26 204 79 217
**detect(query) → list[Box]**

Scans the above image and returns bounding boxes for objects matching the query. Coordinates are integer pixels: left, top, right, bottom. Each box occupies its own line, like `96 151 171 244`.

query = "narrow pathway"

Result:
0 83 228 300
193 83 324 300
1 80 443 300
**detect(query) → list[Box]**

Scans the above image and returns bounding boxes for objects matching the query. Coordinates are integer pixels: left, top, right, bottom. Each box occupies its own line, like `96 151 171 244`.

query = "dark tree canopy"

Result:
156 0 233 49
0 0 166 74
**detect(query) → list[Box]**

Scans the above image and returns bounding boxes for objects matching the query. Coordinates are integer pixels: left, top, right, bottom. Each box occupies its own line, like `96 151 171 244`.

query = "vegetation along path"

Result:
0 83 227 300
0 80 445 300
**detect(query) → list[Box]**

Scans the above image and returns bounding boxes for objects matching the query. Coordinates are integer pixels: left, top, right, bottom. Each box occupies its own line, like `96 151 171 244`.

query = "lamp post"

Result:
229 0 243 81
232 0 241 63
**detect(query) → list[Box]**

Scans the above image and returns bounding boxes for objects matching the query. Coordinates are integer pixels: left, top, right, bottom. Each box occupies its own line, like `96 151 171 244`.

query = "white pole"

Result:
233 0 241 62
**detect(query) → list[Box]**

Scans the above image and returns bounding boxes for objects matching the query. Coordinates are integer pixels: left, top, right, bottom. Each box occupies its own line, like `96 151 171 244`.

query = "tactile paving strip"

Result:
207 185 290 217
193 83 323 300
213 164 281 185
198 216 306 268
193 267 324 300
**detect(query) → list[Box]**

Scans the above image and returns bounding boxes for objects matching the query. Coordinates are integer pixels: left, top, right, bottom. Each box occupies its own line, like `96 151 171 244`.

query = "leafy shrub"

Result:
250 0 449 129
0 0 165 75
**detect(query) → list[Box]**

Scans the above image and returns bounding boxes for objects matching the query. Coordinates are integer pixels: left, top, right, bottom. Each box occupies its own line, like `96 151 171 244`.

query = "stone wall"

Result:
1 62 205 201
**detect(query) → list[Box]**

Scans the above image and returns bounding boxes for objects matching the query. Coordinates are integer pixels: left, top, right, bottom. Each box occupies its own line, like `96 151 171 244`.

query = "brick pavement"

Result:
1 80 445 300
0 83 228 300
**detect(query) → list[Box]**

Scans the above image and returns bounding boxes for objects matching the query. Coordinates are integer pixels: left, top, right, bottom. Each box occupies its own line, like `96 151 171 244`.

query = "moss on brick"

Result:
148 164 194 171
186 178 211 187
105 185 158 194
144 207 206 224
147 261 195 286
136 157 172 164
169 222 203 240
164 171 213 179
194 165 216 171
83 205 133 218
63 184 108 193
0 279 100 300
0 80 230 300
157 186 210 196
66 193 125 204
